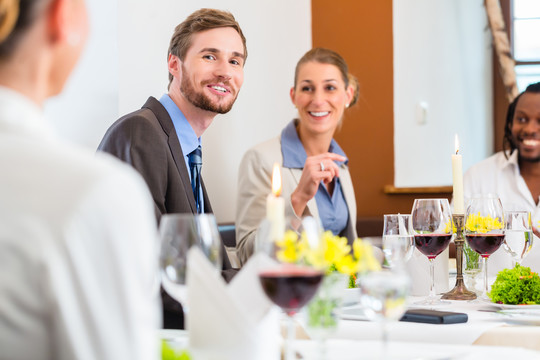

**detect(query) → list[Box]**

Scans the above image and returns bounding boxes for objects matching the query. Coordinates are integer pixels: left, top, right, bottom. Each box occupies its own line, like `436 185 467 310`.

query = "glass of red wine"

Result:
259 264 323 360
464 194 505 302
411 198 453 305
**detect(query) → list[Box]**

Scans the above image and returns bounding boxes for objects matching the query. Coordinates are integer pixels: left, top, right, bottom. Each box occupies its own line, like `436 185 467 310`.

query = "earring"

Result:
345 103 350 109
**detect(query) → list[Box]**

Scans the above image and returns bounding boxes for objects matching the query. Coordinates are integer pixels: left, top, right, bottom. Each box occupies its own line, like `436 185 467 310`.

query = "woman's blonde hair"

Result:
0 0 49 60
0 0 19 43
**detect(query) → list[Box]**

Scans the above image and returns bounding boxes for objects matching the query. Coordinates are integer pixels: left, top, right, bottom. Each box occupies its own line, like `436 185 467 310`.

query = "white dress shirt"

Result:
0 87 160 360
464 151 540 275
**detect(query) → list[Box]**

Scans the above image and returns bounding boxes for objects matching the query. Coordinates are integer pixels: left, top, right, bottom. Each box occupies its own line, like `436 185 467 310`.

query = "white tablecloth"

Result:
333 297 507 345
295 339 540 360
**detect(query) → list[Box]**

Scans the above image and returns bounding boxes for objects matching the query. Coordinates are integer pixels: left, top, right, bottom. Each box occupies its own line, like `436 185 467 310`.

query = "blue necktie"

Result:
188 146 203 213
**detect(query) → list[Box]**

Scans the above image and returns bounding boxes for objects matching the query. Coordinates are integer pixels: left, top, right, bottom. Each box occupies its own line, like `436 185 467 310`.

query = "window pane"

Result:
515 65 540 91
514 0 540 19
514 19 540 60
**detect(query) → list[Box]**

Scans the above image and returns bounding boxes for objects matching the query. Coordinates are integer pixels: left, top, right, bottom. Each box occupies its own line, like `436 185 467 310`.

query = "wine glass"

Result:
382 214 414 269
503 210 533 267
411 198 453 305
259 264 324 360
159 214 222 308
464 194 504 301
359 270 410 359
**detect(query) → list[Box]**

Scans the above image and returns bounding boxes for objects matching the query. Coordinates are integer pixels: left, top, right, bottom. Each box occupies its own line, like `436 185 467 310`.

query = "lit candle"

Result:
452 134 464 214
266 163 285 241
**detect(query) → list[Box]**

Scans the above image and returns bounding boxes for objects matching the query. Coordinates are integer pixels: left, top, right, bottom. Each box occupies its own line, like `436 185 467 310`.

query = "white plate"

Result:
339 305 370 321
494 310 540 325
490 303 540 310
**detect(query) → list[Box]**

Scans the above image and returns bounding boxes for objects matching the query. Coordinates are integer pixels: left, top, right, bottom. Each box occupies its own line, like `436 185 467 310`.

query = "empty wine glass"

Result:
382 214 414 268
159 214 222 308
359 270 410 359
464 194 504 302
503 210 533 267
411 199 453 305
259 263 323 360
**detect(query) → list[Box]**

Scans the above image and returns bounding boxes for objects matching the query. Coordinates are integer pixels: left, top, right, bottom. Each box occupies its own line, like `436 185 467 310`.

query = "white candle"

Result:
452 134 464 214
266 163 285 241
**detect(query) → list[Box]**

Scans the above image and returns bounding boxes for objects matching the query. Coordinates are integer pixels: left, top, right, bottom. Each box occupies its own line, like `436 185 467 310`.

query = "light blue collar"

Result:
280 119 348 168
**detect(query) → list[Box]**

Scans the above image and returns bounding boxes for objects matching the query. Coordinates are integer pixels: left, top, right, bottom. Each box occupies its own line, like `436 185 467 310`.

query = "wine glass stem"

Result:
381 319 388 360
483 257 488 297
429 258 436 300
285 314 296 360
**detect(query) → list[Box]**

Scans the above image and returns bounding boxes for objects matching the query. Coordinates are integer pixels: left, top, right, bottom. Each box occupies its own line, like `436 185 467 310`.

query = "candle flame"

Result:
454 134 460 155
271 163 282 196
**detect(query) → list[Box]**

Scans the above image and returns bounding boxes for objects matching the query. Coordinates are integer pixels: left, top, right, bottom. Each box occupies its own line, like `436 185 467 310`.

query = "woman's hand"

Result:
290 152 346 216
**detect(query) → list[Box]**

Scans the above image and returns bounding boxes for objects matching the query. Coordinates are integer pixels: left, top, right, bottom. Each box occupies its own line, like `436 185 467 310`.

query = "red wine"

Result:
259 267 323 316
414 234 452 259
466 233 504 257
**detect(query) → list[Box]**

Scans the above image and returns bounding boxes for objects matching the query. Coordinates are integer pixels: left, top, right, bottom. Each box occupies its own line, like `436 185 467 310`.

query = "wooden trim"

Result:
485 0 519 101
493 0 512 153
383 185 453 194
516 60 540 65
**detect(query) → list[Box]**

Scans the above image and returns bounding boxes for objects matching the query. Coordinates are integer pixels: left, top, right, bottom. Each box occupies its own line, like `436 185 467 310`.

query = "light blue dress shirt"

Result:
280 120 349 236
159 94 204 210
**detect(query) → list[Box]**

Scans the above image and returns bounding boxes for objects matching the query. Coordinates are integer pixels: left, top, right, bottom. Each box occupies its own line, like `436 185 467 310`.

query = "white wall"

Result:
45 0 118 148
393 0 493 187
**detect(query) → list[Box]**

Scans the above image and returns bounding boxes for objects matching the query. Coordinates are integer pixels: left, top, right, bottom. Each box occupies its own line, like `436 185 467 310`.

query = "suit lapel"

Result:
143 97 197 213
201 178 212 213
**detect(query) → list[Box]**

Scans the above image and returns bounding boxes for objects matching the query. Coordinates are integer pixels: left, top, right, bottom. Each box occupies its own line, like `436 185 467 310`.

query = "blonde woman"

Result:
236 48 361 265
0 0 159 358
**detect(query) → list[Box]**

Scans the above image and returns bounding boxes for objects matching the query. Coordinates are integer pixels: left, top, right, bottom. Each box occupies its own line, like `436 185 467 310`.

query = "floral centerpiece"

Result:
465 213 503 233
275 230 380 338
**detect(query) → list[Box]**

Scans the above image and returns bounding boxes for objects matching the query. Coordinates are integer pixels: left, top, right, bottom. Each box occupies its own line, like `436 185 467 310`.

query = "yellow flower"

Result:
443 219 456 234
353 238 382 273
335 254 358 274
322 232 351 266
276 230 302 263
274 230 381 276
465 212 503 233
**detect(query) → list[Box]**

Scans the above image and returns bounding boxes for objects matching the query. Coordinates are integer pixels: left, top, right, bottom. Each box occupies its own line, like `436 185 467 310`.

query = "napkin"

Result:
405 247 449 296
187 248 280 360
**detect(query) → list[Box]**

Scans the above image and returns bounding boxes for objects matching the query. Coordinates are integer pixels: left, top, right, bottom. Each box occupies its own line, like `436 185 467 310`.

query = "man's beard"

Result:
180 65 236 114
512 137 540 163
518 153 540 163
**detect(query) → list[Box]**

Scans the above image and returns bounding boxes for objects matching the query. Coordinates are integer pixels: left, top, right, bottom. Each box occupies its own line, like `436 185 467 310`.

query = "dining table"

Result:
290 267 540 359
164 256 540 359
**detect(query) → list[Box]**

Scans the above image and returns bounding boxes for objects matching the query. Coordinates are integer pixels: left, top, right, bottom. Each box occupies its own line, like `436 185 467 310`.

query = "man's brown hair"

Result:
167 8 247 89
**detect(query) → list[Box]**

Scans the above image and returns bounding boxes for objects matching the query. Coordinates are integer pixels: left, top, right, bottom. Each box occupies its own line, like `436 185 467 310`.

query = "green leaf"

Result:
162 340 191 360
489 264 540 304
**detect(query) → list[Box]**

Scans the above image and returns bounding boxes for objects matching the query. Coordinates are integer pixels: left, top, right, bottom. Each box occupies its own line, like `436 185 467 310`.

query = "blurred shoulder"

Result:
242 136 281 164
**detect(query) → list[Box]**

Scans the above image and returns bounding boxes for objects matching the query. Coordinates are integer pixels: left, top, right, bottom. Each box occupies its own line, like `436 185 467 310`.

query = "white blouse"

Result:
0 87 160 360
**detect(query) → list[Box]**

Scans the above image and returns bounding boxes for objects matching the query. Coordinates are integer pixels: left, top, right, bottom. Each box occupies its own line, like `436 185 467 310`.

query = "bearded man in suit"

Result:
97 8 246 329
